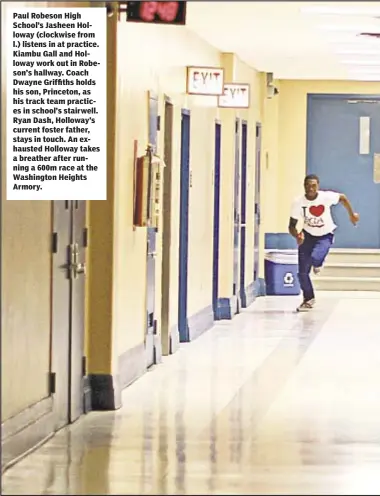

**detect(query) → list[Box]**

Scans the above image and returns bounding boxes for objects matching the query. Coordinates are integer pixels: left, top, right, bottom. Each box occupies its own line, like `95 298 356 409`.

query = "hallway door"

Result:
178 110 191 342
212 121 222 318
240 121 248 307
254 123 262 284
146 92 159 367
51 200 87 429
233 118 241 313
307 95 380 248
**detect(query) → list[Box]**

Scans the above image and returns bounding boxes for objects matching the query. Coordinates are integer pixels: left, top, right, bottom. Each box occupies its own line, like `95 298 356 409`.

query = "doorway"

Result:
51 200 87 429
307 95 380 248
212 120 222 319
254 123 262 287
232 118 241 313
161 97 178 355
240 121 248 307
178 109 191 342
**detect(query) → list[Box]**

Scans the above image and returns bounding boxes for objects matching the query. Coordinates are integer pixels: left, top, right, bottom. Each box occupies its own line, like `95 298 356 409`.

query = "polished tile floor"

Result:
3 292 380 495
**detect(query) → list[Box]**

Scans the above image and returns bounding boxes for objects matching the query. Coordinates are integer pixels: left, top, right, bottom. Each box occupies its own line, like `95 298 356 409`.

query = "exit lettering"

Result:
186 66 224 96
192 70 221 87
223 86 247 99
218 83 250 108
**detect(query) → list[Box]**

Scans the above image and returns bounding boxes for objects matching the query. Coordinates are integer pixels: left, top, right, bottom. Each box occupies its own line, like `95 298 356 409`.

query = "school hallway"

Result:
3 291 380 496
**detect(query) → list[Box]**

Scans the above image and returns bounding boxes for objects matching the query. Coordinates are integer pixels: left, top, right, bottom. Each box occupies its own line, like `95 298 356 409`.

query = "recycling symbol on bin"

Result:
283 272 294 285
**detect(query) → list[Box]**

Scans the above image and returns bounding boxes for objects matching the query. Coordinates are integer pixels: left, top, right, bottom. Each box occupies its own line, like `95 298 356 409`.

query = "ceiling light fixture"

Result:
348 75 380 81
347 68 380 75
335 48 380 55
318 24 380 32
301 6 380 17
340 59 380 65
328 35 380 43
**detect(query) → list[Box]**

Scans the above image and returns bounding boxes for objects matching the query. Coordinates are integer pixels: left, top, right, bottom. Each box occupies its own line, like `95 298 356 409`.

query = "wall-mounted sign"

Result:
127 1 187 25
218 83 250 109
186 66 224 96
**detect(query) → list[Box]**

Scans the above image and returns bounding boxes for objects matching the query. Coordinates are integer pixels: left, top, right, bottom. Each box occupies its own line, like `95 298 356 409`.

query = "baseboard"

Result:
89 343 146 411
169 325 180 354
1 397 55 472
83 376 92 413
118 342 146 391
89 374 121 411
215 295 238 320
187 304 214 341
255 277 266 297
241 281 256 308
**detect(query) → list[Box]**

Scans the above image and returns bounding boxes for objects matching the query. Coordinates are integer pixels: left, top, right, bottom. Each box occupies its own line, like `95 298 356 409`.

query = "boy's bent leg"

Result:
298 234 315 302
311 233 334 269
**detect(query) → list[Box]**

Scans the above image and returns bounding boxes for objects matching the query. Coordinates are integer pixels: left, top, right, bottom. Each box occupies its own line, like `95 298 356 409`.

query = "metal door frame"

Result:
146 92 159 366
51 200 87 428
233 118 241 313
254 123 262 285
178 109 191 342
69 200 87 422
161 95 177 354
240 120 248 307
212 120 222 319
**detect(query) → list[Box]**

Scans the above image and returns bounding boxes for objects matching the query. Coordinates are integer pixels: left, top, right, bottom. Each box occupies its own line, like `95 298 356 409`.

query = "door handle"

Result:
75 262 86 276
70 243 87 279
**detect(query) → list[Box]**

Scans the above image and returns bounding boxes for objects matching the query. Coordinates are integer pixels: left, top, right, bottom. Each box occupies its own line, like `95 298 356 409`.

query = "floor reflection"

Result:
3 292 380 495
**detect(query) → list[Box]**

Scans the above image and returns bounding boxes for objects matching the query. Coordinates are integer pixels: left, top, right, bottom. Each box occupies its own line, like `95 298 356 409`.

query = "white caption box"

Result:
6 7 107 200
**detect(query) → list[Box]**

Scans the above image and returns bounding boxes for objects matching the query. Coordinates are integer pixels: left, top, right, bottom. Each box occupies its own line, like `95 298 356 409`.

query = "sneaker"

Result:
313 266 321 275
296 299 315 312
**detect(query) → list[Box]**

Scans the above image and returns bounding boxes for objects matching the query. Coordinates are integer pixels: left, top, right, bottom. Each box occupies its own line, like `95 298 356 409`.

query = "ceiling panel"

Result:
186 1 380 81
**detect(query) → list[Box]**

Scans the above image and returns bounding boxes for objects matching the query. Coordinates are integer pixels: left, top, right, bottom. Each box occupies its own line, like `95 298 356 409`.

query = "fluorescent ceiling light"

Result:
335 48 380 55
348 75 380 81
328 36 380 43
340 59 380 65
318 24 380 32
301 6 380 16
348 67 380 77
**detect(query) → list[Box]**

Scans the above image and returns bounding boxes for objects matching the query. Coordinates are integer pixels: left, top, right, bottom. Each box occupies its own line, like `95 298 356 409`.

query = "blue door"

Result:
233 118 241 313
146 93 158 367
178 110 191 342
240 121 248 307
254 123 262 286
307 95 380 248
212 121 222 319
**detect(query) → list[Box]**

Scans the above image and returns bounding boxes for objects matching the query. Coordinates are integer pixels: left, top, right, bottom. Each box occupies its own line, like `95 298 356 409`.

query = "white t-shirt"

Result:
290 190 340 236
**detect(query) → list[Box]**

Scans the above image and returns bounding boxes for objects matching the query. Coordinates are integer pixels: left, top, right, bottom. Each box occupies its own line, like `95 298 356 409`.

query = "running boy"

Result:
288 174 359 312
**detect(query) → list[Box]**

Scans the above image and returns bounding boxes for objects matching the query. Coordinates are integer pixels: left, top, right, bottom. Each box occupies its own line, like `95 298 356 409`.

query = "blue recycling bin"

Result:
265 250 301 296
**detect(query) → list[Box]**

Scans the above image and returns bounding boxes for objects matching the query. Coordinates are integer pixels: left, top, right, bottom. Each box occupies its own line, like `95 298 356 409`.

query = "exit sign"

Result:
218 83 250 109
186 66 225 96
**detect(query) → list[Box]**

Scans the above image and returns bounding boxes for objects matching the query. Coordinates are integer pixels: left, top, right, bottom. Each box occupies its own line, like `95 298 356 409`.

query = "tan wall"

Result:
233 57 263 286
86 5 117 375
110 27 264 362
261 79 380 234
217 54 263 291
1 1 52 421
112 25 237 358
2 2 265 416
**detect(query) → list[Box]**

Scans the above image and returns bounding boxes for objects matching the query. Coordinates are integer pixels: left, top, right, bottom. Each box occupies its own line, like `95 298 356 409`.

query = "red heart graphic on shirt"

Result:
309 205 325 217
